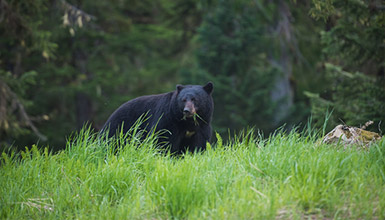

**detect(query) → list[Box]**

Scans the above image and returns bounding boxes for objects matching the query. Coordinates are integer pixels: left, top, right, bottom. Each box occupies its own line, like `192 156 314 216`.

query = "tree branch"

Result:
0 81 47 141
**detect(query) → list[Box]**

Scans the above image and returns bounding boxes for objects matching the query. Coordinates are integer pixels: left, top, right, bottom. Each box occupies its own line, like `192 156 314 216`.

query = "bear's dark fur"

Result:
101 82 214 154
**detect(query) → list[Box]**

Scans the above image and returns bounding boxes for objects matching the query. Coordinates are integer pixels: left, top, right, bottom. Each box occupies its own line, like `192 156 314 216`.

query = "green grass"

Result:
1 127 385 219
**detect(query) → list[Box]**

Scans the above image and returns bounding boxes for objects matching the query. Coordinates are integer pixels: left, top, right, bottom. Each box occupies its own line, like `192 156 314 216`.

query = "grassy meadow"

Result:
1 127 385 219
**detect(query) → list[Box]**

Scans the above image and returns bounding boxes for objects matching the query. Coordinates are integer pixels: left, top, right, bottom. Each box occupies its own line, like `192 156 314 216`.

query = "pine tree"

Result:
307 0 385 132
181 0 299 134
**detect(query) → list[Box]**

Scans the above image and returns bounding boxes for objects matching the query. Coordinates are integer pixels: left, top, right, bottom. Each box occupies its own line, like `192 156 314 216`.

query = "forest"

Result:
1 0 384 150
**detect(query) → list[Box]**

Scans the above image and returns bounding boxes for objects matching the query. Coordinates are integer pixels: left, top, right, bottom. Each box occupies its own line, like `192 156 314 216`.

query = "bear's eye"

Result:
191 97 196 101
182 98 187 102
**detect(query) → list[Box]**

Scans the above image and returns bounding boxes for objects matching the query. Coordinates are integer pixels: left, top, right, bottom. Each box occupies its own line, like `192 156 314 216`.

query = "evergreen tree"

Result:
0 0 195 149
181 0 301 134
307 0 385 133
0 0 54 147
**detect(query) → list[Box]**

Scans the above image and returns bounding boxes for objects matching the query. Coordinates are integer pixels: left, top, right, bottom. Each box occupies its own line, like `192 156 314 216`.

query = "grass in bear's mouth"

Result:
182 113 207 126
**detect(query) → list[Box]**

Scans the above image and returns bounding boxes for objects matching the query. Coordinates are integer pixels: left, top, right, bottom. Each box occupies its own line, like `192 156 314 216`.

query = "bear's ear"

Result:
176 84 184 93
203 82 213 94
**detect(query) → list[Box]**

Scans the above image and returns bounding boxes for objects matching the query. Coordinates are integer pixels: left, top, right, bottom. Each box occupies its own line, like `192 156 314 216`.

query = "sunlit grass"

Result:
1 125 384 219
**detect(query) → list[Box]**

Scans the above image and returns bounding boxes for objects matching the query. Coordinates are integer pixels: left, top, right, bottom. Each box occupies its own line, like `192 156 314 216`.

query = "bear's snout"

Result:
183 101 196 118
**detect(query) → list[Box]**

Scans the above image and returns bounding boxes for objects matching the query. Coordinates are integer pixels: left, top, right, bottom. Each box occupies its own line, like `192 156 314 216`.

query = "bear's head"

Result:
175 82 214 123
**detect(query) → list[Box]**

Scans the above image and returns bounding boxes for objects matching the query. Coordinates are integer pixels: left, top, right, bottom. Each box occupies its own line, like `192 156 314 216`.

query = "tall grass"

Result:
1 125 384 219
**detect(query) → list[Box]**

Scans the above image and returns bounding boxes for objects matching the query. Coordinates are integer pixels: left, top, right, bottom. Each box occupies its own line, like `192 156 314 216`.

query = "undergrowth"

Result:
1 124 384 219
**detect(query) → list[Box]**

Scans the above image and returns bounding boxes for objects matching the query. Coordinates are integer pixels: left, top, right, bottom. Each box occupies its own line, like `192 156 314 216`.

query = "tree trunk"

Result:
72 46 93 130
270 0 294 127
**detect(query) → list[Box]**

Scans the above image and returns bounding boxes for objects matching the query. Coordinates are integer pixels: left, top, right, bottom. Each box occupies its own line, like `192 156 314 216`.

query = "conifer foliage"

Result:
307 0 385 133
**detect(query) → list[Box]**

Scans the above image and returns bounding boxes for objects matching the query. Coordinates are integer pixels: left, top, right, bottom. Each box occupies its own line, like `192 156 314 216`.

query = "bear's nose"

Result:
183 108 191 114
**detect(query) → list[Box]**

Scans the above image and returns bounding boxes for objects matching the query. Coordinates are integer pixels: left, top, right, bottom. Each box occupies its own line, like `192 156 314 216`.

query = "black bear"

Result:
101 82 214 154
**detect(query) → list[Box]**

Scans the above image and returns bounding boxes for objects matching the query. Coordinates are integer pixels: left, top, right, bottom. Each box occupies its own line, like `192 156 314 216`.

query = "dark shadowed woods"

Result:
0 0 384 150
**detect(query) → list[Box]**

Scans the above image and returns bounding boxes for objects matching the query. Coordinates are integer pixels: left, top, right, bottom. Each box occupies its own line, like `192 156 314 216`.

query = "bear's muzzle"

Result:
183 101 196 118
